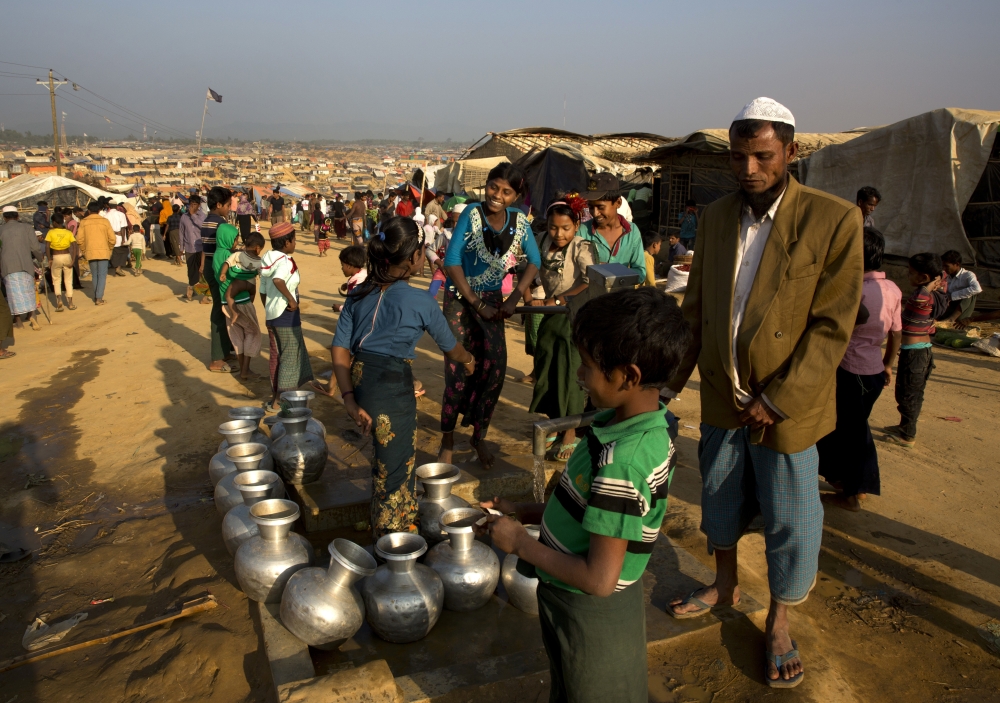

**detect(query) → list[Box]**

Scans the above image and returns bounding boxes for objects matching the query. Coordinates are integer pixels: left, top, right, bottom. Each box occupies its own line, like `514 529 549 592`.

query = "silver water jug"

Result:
360 532 443 643
425 507 500 612
214 443 283 515
416 463 468 544
222 470 281 556
271 408 327 485
213 420 274 482
280 390 327 439
279 538 377 649
235 499 313 603
501 525 541 615
218 409 272 452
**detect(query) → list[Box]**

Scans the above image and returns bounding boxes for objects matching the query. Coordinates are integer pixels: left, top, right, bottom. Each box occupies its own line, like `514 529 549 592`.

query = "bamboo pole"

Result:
0 595 217 674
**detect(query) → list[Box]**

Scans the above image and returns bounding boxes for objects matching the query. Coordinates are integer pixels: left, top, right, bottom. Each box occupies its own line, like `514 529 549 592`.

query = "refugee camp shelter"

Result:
464 128 672 164
0 174 128 212
798 108 1000 266
642 129 862 235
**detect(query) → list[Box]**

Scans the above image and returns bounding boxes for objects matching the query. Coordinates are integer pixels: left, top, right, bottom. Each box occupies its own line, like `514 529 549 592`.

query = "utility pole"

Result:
61 112 68 148
37 70 68 176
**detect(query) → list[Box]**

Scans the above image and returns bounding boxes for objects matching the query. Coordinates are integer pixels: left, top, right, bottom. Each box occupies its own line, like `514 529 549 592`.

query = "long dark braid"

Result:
351 215 424 299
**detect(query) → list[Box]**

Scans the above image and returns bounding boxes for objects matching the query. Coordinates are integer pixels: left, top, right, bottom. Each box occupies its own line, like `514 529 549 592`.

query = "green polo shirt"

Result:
577 219 646 280
536 404 671 594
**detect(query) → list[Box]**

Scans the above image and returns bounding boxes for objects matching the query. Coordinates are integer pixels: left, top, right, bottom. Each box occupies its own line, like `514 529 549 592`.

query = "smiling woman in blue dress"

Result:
438 163 542 469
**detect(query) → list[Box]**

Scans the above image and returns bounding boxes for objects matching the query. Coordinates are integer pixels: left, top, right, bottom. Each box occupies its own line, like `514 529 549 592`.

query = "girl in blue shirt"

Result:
317 216 475 540
439 163 541 469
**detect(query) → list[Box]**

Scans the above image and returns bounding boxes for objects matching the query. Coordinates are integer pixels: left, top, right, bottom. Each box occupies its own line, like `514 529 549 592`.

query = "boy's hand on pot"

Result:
487 515 525 555
480 496 516 515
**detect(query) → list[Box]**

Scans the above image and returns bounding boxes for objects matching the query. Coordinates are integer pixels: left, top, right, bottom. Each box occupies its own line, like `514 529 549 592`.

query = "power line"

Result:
0 60 52 71
56 89 190 140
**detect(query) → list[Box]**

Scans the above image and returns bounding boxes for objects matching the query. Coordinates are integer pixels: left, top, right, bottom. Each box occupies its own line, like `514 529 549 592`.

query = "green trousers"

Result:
537 580 647 703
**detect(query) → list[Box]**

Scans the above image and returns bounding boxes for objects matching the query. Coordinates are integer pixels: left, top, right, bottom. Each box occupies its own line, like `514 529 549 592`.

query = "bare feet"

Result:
765 603 803 683
668 583 741 616
821 492 861 512
472 440 494 470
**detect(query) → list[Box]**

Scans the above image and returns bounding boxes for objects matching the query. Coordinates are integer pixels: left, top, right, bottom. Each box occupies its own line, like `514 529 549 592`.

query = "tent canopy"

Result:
799 108 1000 262
0 175 128 210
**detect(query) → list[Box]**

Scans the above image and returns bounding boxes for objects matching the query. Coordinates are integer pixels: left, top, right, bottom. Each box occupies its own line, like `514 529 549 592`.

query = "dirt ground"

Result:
1 226 999 702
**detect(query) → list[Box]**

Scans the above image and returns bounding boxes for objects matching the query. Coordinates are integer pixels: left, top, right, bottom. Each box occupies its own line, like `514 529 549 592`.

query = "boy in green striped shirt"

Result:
483 287 692 703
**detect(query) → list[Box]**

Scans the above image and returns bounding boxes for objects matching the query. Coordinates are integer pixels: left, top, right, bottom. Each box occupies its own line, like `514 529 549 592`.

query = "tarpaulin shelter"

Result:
0 174 129 212
643 129 863 235
432 157 510 200
799 108 1000 265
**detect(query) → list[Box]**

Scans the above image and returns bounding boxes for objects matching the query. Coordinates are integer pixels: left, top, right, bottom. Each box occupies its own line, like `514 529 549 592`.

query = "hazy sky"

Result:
2 0 998 142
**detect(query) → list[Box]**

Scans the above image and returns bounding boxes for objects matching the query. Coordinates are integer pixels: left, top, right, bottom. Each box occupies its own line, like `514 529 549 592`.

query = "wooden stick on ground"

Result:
0 594 217 674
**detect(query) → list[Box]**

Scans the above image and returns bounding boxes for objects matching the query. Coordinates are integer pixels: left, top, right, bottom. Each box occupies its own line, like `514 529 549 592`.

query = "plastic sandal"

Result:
765 640 804 688
668 590 716 619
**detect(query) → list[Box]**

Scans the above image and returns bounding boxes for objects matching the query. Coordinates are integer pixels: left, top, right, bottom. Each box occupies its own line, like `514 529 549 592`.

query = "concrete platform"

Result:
288 453 562 533
256 535 765 702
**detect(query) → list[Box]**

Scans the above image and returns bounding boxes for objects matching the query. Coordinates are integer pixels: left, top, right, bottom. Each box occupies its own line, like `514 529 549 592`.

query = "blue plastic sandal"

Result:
765 639 804 688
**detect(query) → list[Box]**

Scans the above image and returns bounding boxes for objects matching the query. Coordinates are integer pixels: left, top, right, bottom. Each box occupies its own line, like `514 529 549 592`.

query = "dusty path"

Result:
1 228 998 701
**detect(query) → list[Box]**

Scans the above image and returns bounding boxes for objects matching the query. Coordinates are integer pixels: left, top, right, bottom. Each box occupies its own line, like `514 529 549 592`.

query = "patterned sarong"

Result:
267 324 313 395
4 272 35 316
440 288 507 445
352 351 419 539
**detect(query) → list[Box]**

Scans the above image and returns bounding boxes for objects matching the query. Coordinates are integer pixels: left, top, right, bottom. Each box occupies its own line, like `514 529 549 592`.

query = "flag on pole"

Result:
208 88 223 103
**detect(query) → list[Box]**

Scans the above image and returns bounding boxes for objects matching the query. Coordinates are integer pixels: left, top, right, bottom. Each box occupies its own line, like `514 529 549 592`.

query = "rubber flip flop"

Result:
554 439 581 463
668 590 719 619
765 640 804 688
208 363 232 373
0 351 15 360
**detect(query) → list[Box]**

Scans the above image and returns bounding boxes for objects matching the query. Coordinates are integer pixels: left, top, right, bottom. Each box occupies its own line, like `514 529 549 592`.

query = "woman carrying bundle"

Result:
316 216 475 539
438 163 541 469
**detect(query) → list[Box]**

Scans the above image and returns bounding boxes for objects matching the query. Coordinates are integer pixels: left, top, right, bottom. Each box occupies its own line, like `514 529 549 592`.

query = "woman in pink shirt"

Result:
818 228 902 511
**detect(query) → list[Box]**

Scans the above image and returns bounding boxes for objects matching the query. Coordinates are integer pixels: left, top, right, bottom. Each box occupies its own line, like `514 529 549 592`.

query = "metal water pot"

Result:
501 525 541 615
222 470 281 556
425 507 500 612
214 443 284 515
279 538 377 650
271 408 327 485
416 463 468 544
214 420 274 479
235 499 313 603
218 410 272 453
281 391 328 439
360 532 444 643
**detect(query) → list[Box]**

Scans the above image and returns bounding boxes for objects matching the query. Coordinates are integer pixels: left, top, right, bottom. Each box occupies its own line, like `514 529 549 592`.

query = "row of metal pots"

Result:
208 397 542 649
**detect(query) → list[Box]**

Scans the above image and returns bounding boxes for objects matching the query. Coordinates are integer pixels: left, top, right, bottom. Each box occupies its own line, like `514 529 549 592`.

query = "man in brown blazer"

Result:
664 98 863 688
75 202 117 305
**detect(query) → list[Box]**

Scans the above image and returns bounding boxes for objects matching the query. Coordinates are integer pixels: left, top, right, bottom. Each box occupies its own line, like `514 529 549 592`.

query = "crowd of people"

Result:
0 95 991 699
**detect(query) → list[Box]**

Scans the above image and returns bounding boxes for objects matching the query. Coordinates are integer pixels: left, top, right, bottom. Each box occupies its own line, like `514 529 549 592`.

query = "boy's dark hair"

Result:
37 201 47 207
207 186 232 211
909 252 943 279
132 224 141 232
572 287 692 385
244 231 265 249
87 202 101 214
271 232 295 251
857 186 881 203
354 216 423 299
862 227 884 271
730 119 795 147
339 244 366 269
486 162 528 196
641 229 663 250
51 212 64 226
188 194 202 206
941 250 963 266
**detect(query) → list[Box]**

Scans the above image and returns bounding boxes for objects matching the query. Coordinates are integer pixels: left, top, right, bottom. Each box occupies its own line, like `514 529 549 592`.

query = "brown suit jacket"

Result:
75 214 117 261
667 177 863 454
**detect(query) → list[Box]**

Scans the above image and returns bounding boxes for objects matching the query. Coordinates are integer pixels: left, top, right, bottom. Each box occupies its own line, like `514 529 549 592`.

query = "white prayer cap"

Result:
733 97 795 128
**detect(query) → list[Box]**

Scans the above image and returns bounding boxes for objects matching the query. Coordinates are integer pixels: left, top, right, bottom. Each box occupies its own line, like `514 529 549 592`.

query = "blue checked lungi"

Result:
698 424 821 605
4 271 36 316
